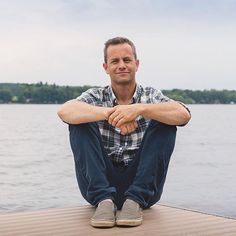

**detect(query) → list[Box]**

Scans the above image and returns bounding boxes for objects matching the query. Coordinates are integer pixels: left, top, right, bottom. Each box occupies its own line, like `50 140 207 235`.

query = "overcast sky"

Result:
0 0 235 90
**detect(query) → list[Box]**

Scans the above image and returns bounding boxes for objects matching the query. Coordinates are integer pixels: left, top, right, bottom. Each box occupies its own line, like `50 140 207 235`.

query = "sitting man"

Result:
57 36 191 228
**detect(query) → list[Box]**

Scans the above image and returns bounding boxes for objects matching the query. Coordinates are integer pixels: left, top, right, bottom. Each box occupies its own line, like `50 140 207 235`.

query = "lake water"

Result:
0 104 236 218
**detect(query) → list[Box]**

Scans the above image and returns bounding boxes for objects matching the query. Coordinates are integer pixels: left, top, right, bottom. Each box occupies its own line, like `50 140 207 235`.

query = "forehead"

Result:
106 43 134 60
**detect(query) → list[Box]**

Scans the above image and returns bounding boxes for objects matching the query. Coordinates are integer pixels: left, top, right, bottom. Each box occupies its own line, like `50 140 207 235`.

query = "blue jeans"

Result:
69 121 176 210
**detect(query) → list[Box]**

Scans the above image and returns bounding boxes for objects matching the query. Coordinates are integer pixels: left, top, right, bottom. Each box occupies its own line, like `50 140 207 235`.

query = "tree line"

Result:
0 82 236 104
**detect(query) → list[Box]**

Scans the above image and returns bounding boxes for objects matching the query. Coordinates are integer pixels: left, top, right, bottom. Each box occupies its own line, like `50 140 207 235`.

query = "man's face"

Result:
103 43 139 86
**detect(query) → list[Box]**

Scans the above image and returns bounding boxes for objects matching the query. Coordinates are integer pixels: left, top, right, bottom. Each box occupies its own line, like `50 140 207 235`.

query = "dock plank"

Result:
0 204 235 236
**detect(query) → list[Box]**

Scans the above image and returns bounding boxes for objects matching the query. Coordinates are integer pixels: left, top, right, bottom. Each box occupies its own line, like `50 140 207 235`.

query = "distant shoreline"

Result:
0 82 236 104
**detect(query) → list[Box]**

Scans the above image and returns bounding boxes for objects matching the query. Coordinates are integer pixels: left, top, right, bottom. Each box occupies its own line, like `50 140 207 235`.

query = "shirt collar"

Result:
107 84 143 106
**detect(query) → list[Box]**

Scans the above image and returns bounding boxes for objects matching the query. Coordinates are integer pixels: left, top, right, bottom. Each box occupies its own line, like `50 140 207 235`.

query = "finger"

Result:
131 121 138 130
125 121 138 134
108 114 114 125
120 125 127 135
117 117 136 128
126 123 132 133
116 117 126 128
106 107 116 120
129 122 137 133
108 110 120 124
111 115 123 127
129 122 136 132
116 114 132 127
121 123 133 134
108 113 116 125
134 121 138 128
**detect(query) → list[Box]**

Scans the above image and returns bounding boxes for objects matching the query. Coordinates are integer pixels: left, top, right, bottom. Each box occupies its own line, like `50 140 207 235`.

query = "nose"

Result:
118 60 126 70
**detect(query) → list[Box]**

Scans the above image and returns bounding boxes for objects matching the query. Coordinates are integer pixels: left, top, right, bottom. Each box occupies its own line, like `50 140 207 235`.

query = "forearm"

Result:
138 101 191 126
57 100 111 124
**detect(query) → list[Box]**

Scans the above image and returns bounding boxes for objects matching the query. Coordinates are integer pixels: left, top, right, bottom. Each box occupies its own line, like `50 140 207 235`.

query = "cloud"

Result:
2 0 236 26
0 0 236 89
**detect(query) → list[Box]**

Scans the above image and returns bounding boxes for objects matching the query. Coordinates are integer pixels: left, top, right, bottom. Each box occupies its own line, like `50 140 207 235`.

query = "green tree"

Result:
0 89 12 103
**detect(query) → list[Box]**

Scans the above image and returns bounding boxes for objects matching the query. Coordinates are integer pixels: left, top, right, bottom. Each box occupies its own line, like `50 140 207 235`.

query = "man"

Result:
57 37 191 228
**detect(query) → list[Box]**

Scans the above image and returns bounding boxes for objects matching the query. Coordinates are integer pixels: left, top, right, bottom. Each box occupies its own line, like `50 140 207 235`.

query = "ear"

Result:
135 59 140 72
103 63 109 74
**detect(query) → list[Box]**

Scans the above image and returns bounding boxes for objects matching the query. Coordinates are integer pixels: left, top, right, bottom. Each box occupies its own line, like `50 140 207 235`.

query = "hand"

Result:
105 107 116 120
108 104 140 128
119 121 138 135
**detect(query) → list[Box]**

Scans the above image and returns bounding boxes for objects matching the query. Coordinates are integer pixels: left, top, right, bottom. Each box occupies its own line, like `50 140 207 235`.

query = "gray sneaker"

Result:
90 200 116 228
116 199 143 226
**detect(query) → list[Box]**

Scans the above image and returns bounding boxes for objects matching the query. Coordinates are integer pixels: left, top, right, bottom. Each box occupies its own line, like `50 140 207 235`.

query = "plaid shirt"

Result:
77 84 170 165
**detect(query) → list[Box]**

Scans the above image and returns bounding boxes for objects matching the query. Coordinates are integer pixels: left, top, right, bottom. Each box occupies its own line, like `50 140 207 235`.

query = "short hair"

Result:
104 37 137 63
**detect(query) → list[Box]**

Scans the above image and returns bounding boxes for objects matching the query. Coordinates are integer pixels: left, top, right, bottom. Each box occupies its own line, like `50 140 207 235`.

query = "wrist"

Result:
136 103 145 116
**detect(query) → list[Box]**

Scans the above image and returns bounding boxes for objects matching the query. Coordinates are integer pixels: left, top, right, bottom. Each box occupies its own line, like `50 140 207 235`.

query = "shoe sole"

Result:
90 219 115 228
116 218 142 226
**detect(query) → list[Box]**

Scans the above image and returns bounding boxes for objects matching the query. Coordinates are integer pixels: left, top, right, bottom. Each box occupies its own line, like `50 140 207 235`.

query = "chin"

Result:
112 77 134 85
115 80 132 85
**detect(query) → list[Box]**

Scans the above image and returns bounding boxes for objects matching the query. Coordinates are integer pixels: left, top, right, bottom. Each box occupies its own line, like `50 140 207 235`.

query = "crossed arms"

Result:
57 100 191 135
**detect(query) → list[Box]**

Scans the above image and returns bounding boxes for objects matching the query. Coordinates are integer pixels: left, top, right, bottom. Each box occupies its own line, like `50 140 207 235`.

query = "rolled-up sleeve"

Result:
76 88 103 106
149 88 191 126
148 88 171 103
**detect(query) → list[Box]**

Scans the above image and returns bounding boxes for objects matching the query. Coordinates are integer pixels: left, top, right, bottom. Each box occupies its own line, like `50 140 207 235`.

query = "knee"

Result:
148 120 177 134
69 124 84 140
69 122 92 132
69 122 99 136
69 122 102 148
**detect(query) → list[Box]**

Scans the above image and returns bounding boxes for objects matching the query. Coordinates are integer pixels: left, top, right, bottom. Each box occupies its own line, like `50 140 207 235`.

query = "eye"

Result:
110 59 119 64
124 58 132 63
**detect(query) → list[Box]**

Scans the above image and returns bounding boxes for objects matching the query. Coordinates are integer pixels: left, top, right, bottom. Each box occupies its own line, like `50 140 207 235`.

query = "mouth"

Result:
116 72 130 75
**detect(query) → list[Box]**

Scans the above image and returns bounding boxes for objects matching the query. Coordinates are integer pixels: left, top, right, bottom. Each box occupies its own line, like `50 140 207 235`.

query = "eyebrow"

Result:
110 56 133 61
110 58 119 61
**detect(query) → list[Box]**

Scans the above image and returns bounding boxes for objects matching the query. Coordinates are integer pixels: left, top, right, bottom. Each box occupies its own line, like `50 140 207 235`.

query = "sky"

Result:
0 0 236 90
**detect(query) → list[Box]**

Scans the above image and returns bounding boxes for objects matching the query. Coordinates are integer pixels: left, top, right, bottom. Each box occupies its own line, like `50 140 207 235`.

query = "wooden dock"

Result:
0 204 236 236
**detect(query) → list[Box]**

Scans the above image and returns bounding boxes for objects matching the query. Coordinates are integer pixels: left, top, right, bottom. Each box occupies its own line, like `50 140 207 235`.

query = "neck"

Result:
111 82 136 105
